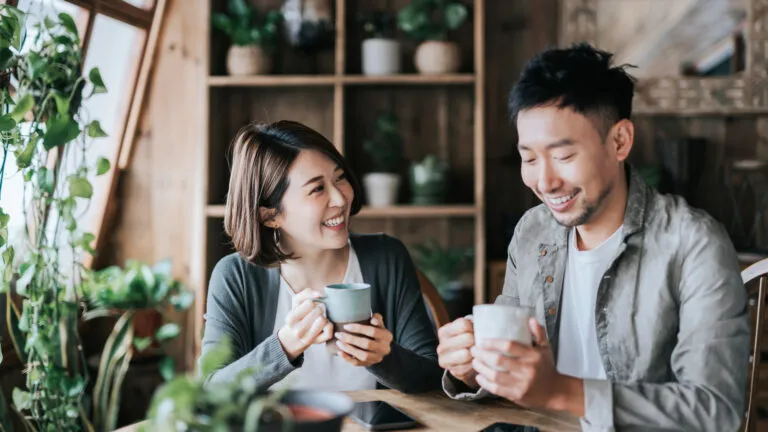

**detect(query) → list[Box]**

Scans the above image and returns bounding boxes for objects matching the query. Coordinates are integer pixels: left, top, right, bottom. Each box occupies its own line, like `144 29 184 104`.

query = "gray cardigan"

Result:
198 233 443 393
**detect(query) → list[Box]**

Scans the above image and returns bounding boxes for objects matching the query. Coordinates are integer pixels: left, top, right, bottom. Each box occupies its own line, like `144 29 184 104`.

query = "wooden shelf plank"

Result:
205 204 478 218
343 74 475 85
208 75 338 87
356 205 478 218
207 74 476 87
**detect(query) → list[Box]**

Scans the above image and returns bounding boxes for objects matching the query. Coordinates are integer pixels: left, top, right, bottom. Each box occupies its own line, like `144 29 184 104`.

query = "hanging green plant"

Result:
0 5 193 432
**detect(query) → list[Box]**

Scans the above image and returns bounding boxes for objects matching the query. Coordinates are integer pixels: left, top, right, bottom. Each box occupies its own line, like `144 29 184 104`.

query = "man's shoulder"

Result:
645 189 729 240
507 204 562 254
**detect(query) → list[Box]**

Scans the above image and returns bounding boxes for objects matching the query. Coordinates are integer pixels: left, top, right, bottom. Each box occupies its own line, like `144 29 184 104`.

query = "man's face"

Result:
517 105 629 227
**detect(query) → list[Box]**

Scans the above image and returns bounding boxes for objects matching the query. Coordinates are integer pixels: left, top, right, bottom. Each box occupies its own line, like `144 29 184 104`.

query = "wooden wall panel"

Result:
207 88 335 205
98 0 208 371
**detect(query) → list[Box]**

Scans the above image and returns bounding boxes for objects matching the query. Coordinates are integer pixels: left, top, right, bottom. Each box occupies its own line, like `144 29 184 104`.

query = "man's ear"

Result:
259 206 278 228
609 119 634 162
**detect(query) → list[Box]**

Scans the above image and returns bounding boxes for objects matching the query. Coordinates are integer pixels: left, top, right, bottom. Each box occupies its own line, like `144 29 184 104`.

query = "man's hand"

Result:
437 317 479 390
471 318 585 416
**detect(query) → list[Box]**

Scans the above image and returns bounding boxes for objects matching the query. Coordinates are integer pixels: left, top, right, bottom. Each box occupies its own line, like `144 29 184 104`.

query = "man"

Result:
437 43 750 431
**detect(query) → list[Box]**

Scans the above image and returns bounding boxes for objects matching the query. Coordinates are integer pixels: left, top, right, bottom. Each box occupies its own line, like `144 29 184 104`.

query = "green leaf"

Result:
15 262 34 297
52 90 70 115
228 0 250 18
12 388 31 411
152 258 172 278
89 67 107 94
200 337 232 378
37 166 55 195
96 156 110 175
62 375 85 397
59 197 77 231
10 93 33 123
170 290 194 311
88 120 108 138
76 232 96 255
58 13 79 41
15 135 37 168
44 16 56 30
1 246 13 287
26 51 44 79
2 246 13 284
133 337 152 352
159 356 175 381
211 14 233 36
0 47 13 70
44 115 80 150
0 227 5 249
68 176 93 198
0 209 7 229
0 115 13 131
155 323 180 341
444 3 469 30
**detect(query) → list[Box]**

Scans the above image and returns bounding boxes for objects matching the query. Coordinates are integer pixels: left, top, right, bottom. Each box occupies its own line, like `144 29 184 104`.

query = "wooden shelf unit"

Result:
196 0 485 358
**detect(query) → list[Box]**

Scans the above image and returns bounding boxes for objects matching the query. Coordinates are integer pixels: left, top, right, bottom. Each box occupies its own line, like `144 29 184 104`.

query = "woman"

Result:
199 120 443 393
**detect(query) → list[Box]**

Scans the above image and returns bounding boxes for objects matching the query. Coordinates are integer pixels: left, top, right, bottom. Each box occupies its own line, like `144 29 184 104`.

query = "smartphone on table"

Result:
480 422 541 432
349 400 419 430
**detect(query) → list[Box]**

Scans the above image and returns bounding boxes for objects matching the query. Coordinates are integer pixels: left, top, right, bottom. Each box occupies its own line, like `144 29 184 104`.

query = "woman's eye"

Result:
336 172 347 182
311 185 324 194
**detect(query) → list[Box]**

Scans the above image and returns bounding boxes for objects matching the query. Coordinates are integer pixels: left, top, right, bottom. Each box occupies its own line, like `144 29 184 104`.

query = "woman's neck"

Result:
279 243 350 293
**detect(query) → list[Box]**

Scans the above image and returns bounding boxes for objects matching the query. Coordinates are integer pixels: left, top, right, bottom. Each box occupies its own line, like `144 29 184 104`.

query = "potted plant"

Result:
0 5 192 431
212 0 283 76
143 338 354 432
397 0 470 74
362 112 404 207
410 154 449 204
412 240 474 302
360 10 400 76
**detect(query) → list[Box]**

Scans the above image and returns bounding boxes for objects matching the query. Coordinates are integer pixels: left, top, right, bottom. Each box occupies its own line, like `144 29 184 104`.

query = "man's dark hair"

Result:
508 43 636 136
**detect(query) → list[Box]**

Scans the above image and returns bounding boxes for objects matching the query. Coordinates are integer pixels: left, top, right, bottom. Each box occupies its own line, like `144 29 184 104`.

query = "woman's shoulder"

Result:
209 252 275 291
350 232 412 266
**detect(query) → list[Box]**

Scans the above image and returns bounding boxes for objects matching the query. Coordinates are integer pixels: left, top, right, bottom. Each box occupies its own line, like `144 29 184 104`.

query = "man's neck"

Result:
575 174 629 251
278 242 350 293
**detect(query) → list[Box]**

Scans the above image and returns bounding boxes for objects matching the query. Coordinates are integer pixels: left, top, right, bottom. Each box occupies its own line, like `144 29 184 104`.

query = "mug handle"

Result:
310 296 327 304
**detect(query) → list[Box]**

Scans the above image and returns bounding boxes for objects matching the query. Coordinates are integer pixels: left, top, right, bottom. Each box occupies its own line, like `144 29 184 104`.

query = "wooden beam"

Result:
118 0 168 169
65 0 153 28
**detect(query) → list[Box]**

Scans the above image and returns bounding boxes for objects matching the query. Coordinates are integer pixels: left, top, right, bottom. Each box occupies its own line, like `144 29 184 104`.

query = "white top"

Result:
271 243 378 391
556 225 624 380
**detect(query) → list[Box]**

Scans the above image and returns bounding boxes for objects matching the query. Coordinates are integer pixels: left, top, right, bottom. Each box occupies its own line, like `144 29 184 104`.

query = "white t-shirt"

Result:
556 225 623 380
270 243 378 391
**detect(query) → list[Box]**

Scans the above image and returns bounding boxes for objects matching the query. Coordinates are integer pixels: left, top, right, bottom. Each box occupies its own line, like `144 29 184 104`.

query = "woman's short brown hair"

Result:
224 120 362 267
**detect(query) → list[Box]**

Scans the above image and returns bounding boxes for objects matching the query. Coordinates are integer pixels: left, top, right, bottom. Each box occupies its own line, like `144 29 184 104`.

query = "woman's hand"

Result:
277 289 333 361
335 313 393 367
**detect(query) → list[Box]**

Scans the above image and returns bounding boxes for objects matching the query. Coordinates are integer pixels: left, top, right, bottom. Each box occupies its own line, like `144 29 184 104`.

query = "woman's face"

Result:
270 149 354 254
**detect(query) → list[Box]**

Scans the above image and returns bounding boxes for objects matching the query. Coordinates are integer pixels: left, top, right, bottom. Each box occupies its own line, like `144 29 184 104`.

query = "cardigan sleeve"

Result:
198 255 301 389
365 236 444 393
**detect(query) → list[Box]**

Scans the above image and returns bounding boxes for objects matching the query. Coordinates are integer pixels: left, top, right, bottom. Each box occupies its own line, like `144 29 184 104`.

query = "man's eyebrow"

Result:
518 139 575 150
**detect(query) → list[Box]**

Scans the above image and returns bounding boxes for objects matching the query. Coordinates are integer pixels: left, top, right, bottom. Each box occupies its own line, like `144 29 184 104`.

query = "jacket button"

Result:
547 307 557 316
545 275 553 283
540 249 547 256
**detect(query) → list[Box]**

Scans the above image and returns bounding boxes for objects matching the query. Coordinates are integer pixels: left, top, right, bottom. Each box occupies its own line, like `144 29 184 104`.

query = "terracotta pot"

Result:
226 45 272 76
414 40 461 74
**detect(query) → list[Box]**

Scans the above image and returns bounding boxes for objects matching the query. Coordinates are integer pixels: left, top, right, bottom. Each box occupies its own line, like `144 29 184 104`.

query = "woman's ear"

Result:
259 206 278 228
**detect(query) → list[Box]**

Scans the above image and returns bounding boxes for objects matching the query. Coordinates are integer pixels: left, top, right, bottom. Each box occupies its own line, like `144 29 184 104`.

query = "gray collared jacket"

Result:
445 167 750 432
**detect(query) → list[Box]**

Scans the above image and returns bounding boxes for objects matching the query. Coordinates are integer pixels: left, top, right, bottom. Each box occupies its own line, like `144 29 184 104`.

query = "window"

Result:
3 0 166 268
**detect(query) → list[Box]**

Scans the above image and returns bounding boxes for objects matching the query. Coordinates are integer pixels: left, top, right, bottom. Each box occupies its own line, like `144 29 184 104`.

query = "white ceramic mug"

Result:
472 304 534 346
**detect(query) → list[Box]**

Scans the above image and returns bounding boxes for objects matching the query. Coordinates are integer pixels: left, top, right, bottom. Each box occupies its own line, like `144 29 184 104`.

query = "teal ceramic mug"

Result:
312 283 372 355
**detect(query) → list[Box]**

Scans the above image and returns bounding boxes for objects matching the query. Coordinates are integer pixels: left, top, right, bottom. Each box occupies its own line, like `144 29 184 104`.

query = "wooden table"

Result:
115 389 580 432
343 390 580 431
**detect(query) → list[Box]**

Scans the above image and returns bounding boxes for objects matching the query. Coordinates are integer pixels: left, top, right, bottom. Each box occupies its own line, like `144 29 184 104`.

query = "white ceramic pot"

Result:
414 40 461 74
226 45 272 76
363 173 400 207
362 38 401 76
